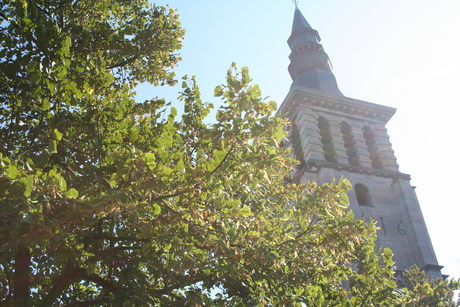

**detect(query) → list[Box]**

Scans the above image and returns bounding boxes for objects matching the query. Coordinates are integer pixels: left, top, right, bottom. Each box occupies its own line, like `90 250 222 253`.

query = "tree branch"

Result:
112 243 139 306
210 146 234 176
89 233 151 243
106 55 140 70
279 216 317 246
62 296 110 306
13 247 31 307
41 258 77 307
76 268 119 293
0 11 8 22
151 191 187 201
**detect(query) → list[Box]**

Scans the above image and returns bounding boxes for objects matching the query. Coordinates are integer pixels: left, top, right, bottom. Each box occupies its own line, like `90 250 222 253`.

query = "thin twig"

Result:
210 145 234 176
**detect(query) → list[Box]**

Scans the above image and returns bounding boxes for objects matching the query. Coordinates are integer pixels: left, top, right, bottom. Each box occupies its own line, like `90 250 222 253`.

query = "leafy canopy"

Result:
1 0 454 306
403 265 460 307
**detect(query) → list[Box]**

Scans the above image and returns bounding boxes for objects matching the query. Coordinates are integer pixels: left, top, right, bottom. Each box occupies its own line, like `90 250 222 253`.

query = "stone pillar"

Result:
294 107 324 162
374 123 399 172
349 122 372 168
327 115 349 165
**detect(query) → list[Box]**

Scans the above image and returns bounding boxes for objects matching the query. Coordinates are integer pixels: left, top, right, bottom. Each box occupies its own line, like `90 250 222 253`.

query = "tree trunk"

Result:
13 247 31 307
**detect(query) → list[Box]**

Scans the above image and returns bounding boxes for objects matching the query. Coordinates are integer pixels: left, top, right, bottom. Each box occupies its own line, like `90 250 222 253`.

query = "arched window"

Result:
340 121 360 166
355 183 372 206
318 116 336 163
363 126 383 169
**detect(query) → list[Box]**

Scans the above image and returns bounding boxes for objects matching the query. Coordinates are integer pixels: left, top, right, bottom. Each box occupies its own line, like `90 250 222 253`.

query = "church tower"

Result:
278 7 444 280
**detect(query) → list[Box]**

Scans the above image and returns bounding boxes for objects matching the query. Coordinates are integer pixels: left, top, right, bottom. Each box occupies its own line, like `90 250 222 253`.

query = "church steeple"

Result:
279 6 444 281
288 8 343 96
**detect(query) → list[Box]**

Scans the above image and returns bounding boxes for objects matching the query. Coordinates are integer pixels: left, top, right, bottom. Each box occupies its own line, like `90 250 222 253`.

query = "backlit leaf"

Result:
66 188 79 198
241 206 252 217
7 164 18 179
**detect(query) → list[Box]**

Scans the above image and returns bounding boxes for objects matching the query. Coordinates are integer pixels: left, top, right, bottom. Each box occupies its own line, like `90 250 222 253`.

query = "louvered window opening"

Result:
340 122 360 166
363 126 383 169
318 117 337 163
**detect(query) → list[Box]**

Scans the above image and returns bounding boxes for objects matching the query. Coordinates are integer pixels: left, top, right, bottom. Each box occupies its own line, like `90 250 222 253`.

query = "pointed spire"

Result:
292 7 312 32
287 7 343 96
288 8 320 51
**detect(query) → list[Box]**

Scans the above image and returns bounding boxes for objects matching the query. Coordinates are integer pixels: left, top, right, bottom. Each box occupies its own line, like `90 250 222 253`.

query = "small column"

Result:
348 122 371 168
374 123 399 172
294 107 324 162
327 115 348 165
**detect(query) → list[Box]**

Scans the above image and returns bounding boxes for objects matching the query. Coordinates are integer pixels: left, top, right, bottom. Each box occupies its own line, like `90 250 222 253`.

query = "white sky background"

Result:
138 0 460 279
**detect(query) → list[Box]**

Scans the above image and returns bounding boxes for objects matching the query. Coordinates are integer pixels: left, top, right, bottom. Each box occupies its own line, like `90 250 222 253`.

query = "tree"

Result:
403 265 460 307
0 1 412 306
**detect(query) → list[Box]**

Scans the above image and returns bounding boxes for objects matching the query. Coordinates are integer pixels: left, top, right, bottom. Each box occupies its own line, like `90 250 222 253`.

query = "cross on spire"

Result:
292 0 299 8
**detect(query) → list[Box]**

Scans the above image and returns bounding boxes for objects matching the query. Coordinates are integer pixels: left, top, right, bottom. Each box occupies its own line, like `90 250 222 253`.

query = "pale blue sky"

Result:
138 0 460 279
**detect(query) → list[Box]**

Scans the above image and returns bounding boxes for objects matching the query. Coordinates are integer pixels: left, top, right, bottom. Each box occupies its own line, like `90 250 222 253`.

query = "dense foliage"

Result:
403 265 460 307
0 0 457 306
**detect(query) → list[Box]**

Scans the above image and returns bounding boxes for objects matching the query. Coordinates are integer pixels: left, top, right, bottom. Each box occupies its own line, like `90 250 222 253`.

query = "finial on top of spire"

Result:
292 0 299 8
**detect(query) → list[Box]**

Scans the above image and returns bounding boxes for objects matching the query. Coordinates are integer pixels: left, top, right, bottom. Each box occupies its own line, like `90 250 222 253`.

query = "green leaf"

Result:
216 110 225 122
268 100 277 111
263 170 271 183
241 206 253 217
58 176 67 190
42 99 50 111
212 150 226 166
7 164 18 179
129 128 138 142
180 222 189 233
274 126 285 141
163 167 172 176
33 86 42 98
152 204 161 215
66 188 79 198
241 67 250 83
109 179 117 187
24 175 34 197
46 80 55 92
145 153 155 160
30 71 41 83
340 192 349 205
250 84 261 98
214 85 223 97
49 139 57 153
53 129 63 141
383 247 393 265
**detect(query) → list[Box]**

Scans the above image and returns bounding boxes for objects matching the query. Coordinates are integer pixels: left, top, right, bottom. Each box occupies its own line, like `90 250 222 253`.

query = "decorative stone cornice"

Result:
293 158 411 182
289 42 324 57
279 86 396 124
423 264 445 271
